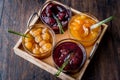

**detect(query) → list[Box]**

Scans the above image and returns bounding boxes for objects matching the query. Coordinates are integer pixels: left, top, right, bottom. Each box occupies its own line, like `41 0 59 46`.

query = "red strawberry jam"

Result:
41 2 71 34
52 39 86 73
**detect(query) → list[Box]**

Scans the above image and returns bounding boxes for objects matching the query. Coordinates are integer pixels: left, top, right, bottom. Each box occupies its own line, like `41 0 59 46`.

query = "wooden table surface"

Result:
0 0 120 80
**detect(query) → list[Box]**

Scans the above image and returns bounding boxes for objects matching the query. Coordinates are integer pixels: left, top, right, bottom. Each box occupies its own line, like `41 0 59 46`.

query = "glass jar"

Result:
52 39 86 73
22 24 55 59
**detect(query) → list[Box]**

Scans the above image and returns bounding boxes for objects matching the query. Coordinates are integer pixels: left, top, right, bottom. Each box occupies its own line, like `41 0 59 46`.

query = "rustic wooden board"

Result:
13 1 108 80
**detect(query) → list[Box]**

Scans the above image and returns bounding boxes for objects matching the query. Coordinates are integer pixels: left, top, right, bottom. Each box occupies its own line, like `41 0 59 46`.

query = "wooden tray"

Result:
13 1 108 80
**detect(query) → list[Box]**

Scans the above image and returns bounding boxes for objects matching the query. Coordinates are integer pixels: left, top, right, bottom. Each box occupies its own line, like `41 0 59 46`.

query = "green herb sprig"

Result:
90 16 114 30
52 13 64 34
55 51 74 76
8 30 29 38
55 58 69 76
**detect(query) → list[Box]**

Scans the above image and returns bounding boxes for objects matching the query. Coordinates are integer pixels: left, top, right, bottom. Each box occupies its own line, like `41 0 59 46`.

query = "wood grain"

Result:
0 0 120 80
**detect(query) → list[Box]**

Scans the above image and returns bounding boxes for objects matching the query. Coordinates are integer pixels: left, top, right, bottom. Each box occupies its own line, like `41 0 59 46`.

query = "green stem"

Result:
8 30 29 38
90 16 114 30
55 51 74 77
55 58 69 76
52 13 64 34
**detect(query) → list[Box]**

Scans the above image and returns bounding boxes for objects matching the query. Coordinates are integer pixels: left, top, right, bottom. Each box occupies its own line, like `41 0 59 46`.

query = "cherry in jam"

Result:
41 2 71 34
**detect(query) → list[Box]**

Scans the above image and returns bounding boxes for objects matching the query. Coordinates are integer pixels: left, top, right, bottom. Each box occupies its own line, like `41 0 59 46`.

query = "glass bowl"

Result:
52 39 86 73
22 24 55 59
68 14 101 47
40 0 71 34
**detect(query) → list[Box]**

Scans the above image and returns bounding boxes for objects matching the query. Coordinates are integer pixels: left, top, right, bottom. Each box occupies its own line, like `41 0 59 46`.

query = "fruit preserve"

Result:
69 14 101 46
40 1 71 34
22 24 55 59
52 39 86 73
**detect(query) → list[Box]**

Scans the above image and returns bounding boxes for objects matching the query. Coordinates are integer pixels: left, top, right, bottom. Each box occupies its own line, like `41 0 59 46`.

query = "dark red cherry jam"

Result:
41 2 71 34
53 40 86 73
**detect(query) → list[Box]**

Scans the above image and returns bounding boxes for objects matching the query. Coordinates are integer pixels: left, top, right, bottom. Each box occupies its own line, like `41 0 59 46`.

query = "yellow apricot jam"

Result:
22 24 55 59
69 14 101 47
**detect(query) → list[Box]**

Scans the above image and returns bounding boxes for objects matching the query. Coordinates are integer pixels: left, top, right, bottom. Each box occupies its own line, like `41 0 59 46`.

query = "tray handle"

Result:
27 12 39 29
89 42 99 59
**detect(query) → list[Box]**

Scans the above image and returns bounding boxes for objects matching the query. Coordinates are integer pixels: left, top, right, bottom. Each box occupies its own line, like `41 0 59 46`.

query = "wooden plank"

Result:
0 0 4 25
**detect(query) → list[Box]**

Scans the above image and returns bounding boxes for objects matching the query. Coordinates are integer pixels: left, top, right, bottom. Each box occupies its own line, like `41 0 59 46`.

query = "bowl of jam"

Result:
69 14 101 47
22 24 55 59
52 39 86 73
40 0 71 34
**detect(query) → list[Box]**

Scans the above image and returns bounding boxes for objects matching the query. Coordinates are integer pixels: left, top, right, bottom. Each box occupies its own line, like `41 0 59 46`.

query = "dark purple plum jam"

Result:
41 2 71 34
53 41 86 73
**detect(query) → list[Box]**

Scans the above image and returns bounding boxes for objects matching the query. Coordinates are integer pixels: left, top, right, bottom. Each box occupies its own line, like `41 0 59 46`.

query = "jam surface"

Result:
53 42 84 71
69 14 101 46
41 3 70 34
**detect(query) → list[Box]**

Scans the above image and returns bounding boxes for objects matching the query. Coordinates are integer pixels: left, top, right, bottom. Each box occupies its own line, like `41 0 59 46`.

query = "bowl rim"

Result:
52 38 87 73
